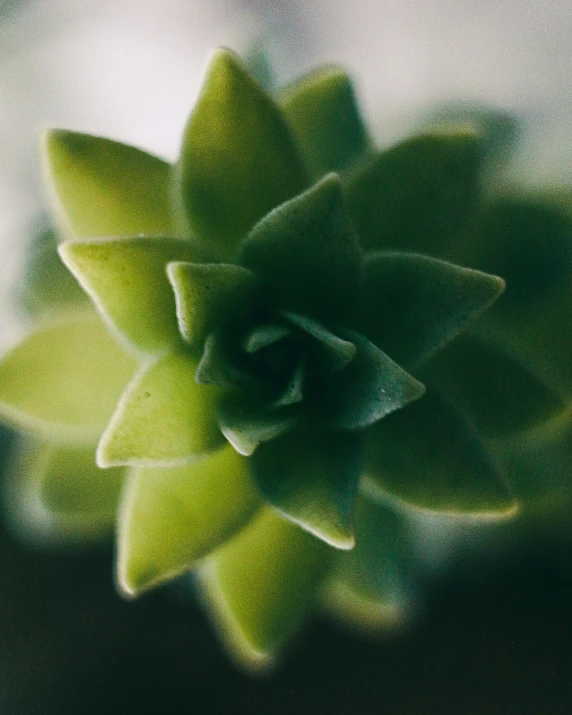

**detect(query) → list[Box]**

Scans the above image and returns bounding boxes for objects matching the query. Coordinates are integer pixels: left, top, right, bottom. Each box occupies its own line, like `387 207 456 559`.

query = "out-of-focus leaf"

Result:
354 252 504 368
41 130 175 239
0 315 135 442
97 352 223 467
117 444 260 595
176 48 306 260
280 67 371 180
198 508 330 671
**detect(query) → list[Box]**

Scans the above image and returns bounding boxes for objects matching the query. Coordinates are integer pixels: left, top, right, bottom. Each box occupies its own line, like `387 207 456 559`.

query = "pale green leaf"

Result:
59 237 204 354
355 252 504 369
0 314 136 442
363 389 516 516
239 174 364 323
280 66 372 180
41 130 175 239
198 508 330 671
249 427 361 549
97 352 224 467
117 444 260 596
176 48 307 260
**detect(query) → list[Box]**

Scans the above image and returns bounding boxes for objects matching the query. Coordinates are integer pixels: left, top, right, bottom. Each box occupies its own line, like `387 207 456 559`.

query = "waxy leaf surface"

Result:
60 237 203 354
280 67 371 180
364 389 515 515
97 352 223 467
199 508 330 669
355 252 504 369
42 131 175 239
177 48 307 260
0 315 135 441
117 444 260 595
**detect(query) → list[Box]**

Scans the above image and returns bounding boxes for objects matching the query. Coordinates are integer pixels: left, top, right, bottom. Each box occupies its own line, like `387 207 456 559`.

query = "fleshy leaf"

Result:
117 444 260 596
282 311 357 372
176 48 307 260
249 427 362 548
216 392 296 456
239 174 364 322
363 388 516 516
4 438 124 544
97 352 223 467
0 315 136 442
312 330 425 431
423 334 566 437
41 130 175 239
345 132 482 253
167 262 265 348
243 323 292 353
280 67 371 180
198 508 330 670
323 496 417 631
354 252 505 369
59 237 203 354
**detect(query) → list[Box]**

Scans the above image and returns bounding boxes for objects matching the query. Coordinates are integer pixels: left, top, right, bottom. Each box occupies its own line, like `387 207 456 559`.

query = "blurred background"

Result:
0 1 571 712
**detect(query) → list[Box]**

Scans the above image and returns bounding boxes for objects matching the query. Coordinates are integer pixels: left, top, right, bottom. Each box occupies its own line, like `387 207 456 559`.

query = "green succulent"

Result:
2 46 568 670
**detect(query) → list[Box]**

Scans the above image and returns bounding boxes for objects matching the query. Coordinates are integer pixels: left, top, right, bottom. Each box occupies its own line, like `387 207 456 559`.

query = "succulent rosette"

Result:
4 47 566 670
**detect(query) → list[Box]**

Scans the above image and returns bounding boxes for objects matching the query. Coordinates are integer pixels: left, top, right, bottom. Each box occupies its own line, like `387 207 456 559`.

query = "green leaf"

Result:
97 352 224 467
242 42 275 92
216 391 296 457
249 427 362 549
423 334 566 437
354 252 505 369
0 315 136 442
282 311 357 372
323 496 417 631
4 437 124 544
345 132 482 253
117 444 260 596
280 66 372 180
198 508 330 670
167 262 265 348
363 388 516 516
239 174 364 322
59 237 204 354
41 130 175 239
175 48 307 260
311 330 425 431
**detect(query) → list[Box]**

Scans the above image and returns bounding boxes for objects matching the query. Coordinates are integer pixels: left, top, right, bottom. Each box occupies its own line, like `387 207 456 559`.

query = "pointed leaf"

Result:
0 315 136 442
423 334 565 437
176 48 307 260
198 508 330 670
312 330 425 431
41 130 175 239
117 444 260 596
59 237 204 354
167 262 265 348
345 132 482 253
249 427 362 548
324 496 417 631
355 252 504 369
4 437 124 544
243 323 292 353
280 67 371 180
97 352 224 467
363 388 516 516
216 391 296 456
282 311 357 372
239 174 364 322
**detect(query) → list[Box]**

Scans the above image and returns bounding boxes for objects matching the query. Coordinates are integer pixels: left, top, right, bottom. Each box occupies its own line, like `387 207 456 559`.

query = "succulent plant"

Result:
1 46 569 671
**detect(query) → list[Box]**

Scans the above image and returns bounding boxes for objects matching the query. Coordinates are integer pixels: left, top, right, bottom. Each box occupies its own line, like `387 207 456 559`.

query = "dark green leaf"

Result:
363 388 516 515
355 252 504 369
239 174 364 322
345 132 482 253
175 48 307 260
249 427 362 549
423 334 566 437
280 67 372 180
41 130 175 239
282 311 357 372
